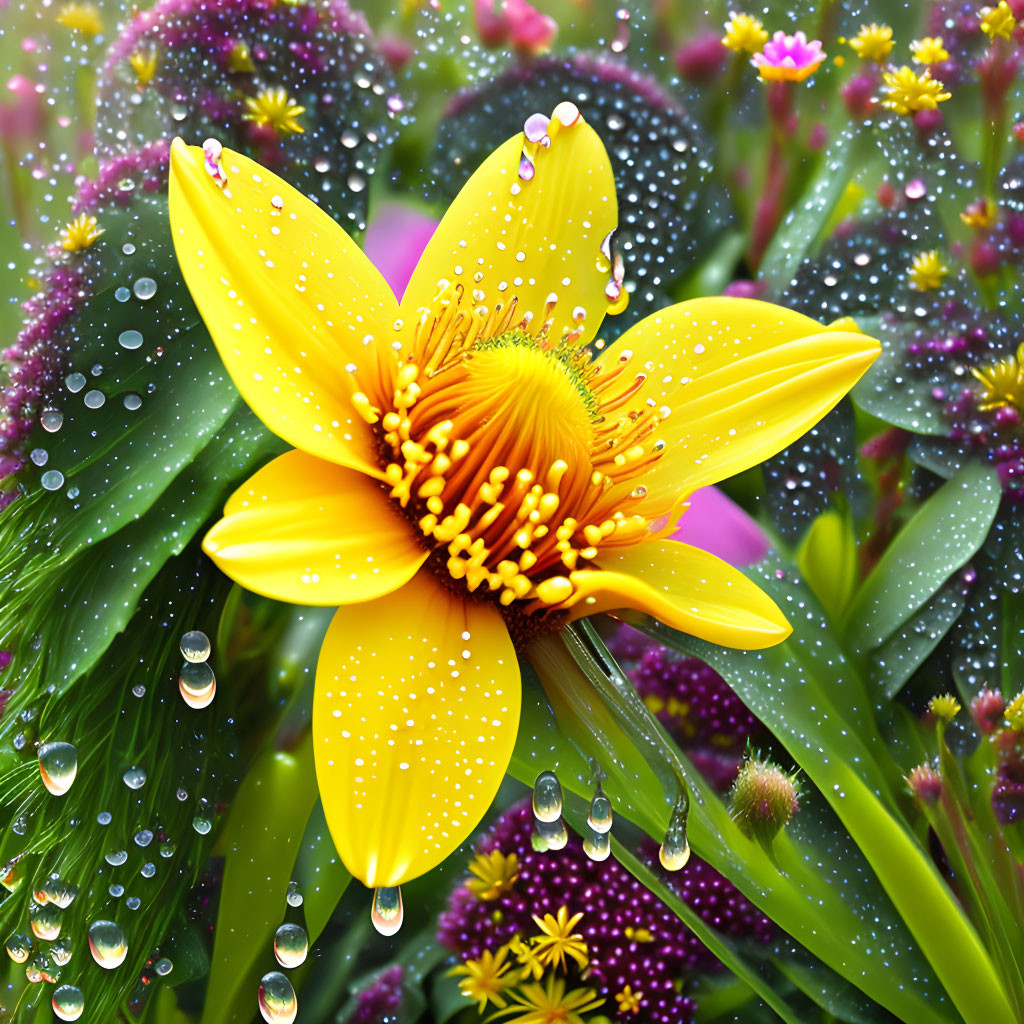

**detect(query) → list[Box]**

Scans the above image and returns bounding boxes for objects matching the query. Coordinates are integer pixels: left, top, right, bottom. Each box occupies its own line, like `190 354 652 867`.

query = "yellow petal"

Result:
597 297 879 515
168 137 397 478
313 570 520 886
401 103 619 349
203 449 426 605
566 539 791 649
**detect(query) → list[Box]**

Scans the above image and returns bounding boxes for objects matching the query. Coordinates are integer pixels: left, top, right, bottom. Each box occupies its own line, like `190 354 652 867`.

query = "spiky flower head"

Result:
907 764 944 804
488 975 605 1024
907 250 949 291
243 87 306 135
752 30 826 81
972 343 1024 412
467 849 520 901
929 693 962 723
849 23 894 62
450 946 515 1011
60 214 104 253
882 67 952 114
971 689 1007 733
128 49 159 85
722 12 769 54
911 36 950 65
1006 688 1024 731
531 907 588 972
980 0 1016 40
730 755 800 842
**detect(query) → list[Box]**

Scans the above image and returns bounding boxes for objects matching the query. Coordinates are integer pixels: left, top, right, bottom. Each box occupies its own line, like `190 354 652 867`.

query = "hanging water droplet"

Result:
38 742 77 796
273 923 308 969
532 770 562 822
659 797 690 872
371 887 403 936
50 938 72 966
154 958 173 976
285 880 303 908
133 277 157 300
588 786 613 834
40 409 63 432
123 766 147 789
29 901 61 940
180 630 211 663
179 661 216 710
258 970 297 1024
88 920 127 969
534 816 568 851
583 826 611 862
52 984 84 1021
5 933 30 963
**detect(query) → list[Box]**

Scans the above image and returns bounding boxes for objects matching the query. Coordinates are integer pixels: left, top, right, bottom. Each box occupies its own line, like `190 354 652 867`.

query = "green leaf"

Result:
200 731 318 1024
843 462 1000 651
797 509 858 620
293 799 352 945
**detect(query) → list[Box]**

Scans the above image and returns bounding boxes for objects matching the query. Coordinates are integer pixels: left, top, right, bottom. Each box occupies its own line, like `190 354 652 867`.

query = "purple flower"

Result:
363 204 439 302
670 485 769 567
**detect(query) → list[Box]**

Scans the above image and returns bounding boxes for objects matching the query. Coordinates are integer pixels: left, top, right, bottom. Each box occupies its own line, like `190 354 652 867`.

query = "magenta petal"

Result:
670 487 770 566
363 203 439 301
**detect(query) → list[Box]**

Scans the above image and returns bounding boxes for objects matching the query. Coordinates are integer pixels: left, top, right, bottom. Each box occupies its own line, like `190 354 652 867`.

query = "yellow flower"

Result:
56 2 102 35
615 986 643 1014
623 926 654 943
228 41 256 73
882 67 952 114
980 0 1016 39
487 975 604 1024
129 49 159 85
972 343 1024 411
167 106 878 898
849 23 894 62
907 250 948 291
722 12 768 54
910 36 949 64
1005 689 1024 731
929 694 961 722
60 213 104 252
530 906 588 971
243 87 305 134
960 198 998 227
451 946 514 1012
466 849 519 901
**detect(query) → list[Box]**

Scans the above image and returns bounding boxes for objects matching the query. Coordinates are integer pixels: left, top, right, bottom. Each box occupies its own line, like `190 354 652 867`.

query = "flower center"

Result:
351 287 665 615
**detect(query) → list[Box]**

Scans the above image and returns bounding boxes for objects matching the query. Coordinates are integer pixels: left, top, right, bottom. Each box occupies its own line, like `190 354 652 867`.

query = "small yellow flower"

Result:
961 198 998 227
466 849 519 901
722 12 768 54
615 985 643 1014
1005 689 1024 731
911 36 950 64
56 1 102 35
60 213 104 252
972 343 1024 411
509 935 545 982
929 694 962 722
531 906 588 972
882 67 952 114
623 926 654 942
907 250 949 291
128 49 159 85
243 87 305 134
849 23 894 61
451 946 514 1012
487 976 604 1024
228 41 256 73
980 0 1016 39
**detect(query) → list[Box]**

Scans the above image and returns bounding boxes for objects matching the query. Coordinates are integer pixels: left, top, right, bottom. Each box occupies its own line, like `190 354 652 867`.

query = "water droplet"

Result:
659 797 690 872
29 448 48 467
180 630 211 663
108 884 124 898
192 816 211 835
154 958 172 976
273 923 308 969
105 851 128 867
44 876 78 909
126 896 141 910
97 811 112 826
133 277 157 300
29 902 61 941
122 243 136 255
123 767 147 789
134 830 153 847
49 938 72 966
114 287 130 303
179 660 214 693
88 920 127 969
118 330 143 350
531 770 562 822
83 389 105 409
583 827 611 862
285 880 303 908
41 470 65 491
38 742 77 796
258 970 297 1024
140 863 156 879
40 409 64 432
65 372 86 393
5 933 30 963
52 984 84 1021
588 787 613 833
534 816 567 850
370 887 402 936
123 393 143 411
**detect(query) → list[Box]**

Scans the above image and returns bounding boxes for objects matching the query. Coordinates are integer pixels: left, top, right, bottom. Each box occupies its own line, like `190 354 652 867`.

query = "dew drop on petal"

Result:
370 886 403 936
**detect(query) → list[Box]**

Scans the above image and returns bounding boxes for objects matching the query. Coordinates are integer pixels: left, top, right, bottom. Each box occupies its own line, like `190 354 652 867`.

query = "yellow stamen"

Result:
60 213 104 252
849 23 894 62
615 985 644 1014
882 67 952 115
449 946 514 1012
722 12 768 54
972 343 1024 411
128 49 159 85
243 87 305 135
530 905 588 972
907 250 948 291
910 36 949 65
980 0 1016 39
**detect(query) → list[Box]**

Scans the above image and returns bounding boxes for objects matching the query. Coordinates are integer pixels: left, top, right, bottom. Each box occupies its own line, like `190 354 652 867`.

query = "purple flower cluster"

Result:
346 965 403 1024
439 800 772 1024
605 625 761 790
992 748 1024 824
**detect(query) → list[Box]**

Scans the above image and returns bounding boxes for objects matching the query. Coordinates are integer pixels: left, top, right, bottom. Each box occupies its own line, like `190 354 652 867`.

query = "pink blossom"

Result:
475 0 557 55
671 486 769 566
363 203 438 301
751 30 826 82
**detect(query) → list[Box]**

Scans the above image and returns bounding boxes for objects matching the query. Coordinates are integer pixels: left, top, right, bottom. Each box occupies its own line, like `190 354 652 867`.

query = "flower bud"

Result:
928 693 961 724
971 689 1006 734
729 756 799 842
906 764 943 804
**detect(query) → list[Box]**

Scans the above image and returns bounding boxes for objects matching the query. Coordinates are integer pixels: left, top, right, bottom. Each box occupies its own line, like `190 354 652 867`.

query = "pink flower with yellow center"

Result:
752 30 826 82
167 102 877 907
